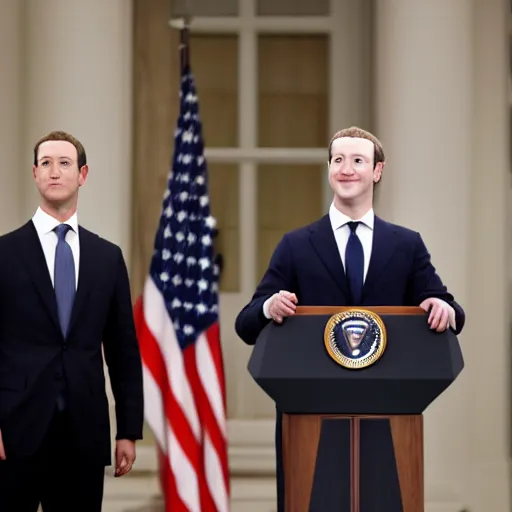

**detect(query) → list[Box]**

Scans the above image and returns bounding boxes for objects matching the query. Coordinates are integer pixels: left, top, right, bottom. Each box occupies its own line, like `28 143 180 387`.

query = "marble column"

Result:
374 0 473 506
465 0 511 509
0 0 24 234
23 0 133 259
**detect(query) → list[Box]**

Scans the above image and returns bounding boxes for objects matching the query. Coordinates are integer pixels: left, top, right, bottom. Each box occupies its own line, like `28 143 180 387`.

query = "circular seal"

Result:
323 309 387 369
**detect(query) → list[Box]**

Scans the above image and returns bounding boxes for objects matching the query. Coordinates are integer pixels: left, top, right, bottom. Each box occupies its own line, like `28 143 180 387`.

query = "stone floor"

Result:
35 473 163 512
100 473 278 512
35 472 278 511
102 472 164 512
36 472 471 512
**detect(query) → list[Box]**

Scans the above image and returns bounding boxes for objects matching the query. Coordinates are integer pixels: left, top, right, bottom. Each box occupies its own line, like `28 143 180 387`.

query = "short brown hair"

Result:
328 126 385 167
33 131 87 169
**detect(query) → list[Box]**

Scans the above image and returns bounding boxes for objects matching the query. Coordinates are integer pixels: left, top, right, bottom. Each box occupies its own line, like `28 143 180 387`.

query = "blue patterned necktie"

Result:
345 221 364 305
54 224 76 337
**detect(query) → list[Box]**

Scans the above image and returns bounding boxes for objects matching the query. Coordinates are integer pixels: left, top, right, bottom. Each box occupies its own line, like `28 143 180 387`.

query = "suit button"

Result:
55 372 62 380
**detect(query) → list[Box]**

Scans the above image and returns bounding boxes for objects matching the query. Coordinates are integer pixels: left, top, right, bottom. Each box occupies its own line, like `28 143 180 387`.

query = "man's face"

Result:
328 137 383 203
33 140 88 206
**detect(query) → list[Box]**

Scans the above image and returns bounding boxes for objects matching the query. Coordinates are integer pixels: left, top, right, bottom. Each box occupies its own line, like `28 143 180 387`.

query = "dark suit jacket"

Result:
0 221 144 465
236 214 465 344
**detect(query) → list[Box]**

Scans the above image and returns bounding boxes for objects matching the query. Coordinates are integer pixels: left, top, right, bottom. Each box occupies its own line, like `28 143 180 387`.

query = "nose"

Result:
340 162 355 175
49 165 60 178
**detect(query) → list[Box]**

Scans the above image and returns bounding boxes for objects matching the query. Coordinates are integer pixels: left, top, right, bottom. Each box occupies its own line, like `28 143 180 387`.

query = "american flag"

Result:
133 53 230 511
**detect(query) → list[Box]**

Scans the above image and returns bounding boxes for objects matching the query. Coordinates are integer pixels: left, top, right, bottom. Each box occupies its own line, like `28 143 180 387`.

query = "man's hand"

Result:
419 298 456 332
268 290 298 323
0 429 5 460
115 439 136 477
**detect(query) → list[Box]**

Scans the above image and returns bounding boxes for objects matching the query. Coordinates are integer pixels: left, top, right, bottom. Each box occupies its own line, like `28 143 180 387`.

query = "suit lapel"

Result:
15 222 61 332
68 227 95 334
309 215 350 299
362 216 398 299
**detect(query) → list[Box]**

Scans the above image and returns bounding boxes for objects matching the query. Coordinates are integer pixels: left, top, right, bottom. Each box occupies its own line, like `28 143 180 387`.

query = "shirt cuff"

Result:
448 306 456 331
262 297 272 319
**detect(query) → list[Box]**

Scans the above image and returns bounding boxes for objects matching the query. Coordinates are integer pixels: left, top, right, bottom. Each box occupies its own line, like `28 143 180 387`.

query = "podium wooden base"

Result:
282 414 423 512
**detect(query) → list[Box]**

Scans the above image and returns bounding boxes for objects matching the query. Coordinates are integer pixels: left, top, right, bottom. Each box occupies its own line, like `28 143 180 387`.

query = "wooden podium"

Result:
248 306 464 512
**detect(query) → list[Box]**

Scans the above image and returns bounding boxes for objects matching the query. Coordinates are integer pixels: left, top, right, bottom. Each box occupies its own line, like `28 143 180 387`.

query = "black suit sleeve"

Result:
103 247 144 440
408 232 465 335
235 235 296 345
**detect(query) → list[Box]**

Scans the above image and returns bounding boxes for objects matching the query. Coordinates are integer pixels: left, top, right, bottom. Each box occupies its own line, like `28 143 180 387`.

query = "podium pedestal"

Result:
282 414 423 512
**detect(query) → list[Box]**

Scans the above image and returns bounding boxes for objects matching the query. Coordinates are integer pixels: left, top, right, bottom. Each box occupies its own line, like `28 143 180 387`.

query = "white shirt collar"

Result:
328 203 375 231
32 207 79 237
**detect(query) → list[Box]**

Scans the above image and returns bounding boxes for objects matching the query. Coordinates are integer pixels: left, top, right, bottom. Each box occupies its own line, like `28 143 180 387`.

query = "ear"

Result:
32 165 37 180
373 161 385 183
78 164 89 186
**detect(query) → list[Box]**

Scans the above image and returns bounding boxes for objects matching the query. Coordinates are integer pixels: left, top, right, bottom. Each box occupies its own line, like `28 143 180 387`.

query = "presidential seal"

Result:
324 309 387 369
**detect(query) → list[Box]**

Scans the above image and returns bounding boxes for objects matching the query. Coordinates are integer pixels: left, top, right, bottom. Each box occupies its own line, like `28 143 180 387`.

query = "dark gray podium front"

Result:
247 306 464 512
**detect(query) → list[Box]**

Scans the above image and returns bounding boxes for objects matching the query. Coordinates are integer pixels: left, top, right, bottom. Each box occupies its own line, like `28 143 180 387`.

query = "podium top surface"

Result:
295 306 425 316
248 306 463 414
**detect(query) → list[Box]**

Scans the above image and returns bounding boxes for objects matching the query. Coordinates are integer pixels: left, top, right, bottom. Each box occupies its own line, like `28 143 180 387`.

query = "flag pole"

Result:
180 15 191 72
169 13 193 73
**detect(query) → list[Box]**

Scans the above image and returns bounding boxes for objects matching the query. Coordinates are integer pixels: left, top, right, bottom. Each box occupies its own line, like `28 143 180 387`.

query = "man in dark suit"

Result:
234 126 465 511
0 131 144 511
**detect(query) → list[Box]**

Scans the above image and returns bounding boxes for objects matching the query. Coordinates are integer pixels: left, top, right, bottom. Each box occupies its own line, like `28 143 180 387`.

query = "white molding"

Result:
134 445 158 471
425 506 465 512
136 419 276 475
228 418 275 444
238 0 257 296
170 16 334 33
239 164 257 294
135 443 275 477
204 147 326 164
229 444 275 475
228 419 276 475
328 0 343 136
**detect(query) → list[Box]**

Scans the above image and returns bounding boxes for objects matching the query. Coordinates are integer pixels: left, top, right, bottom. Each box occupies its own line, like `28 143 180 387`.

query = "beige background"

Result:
0 0 511 510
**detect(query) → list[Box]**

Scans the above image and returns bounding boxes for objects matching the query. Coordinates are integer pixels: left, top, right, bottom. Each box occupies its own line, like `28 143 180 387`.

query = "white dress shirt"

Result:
263 205 374 318
31 207 80 289
328 203 374 282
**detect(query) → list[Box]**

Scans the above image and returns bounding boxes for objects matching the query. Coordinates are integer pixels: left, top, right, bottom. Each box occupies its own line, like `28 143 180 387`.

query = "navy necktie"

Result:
54 224 76 337
345 221 364 305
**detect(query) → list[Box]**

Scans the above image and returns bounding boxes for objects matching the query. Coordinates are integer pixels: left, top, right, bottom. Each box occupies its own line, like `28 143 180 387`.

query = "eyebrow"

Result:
38 156 72 162
332 153 370 159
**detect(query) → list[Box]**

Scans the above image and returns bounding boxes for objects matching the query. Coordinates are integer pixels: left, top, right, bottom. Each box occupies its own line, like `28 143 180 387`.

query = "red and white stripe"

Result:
134 276 230 512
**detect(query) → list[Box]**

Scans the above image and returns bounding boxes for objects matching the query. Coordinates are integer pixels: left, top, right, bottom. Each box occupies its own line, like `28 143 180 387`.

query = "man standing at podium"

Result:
234 126 465 511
